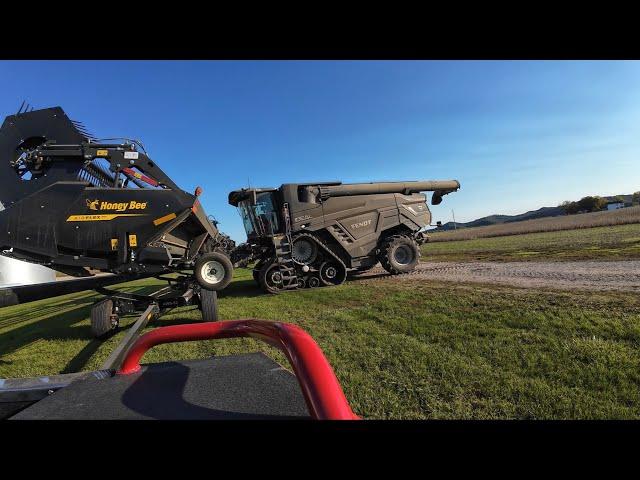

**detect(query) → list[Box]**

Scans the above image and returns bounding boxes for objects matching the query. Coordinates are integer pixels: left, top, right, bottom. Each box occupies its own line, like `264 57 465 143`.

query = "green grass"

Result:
1 268 639 419
423 223 640 262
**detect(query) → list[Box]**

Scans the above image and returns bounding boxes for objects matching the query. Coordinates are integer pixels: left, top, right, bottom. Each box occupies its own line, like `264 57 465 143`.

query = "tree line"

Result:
559 192 640 215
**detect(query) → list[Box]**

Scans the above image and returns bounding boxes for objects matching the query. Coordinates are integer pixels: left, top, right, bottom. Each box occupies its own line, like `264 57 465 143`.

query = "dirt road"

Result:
357 260 640 292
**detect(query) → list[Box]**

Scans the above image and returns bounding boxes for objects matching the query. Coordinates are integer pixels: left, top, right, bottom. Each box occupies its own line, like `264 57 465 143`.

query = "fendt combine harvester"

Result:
229 179 460 293
0 106 235 336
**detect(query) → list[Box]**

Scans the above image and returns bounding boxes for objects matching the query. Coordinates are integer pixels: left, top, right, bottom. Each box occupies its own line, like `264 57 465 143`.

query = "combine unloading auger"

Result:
0 106 234 335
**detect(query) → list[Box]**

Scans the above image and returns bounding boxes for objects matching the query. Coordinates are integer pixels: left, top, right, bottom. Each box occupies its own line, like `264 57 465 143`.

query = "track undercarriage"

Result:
254 232 349 293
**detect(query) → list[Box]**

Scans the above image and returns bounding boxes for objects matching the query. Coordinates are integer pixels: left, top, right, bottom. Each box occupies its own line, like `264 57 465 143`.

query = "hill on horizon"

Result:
432 194 635 231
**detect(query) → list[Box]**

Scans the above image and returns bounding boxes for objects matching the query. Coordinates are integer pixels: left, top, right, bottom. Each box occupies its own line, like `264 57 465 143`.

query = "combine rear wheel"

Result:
378 235 420 275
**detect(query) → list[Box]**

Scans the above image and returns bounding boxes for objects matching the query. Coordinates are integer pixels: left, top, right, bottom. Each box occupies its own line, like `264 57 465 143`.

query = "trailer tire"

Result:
91 298 118 338
199 289 219 322
195 252 234 291
378 235 420 275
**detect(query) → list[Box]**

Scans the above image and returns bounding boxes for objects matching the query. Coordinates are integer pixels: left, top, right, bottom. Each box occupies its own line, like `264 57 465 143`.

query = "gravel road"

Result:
356 260 640 292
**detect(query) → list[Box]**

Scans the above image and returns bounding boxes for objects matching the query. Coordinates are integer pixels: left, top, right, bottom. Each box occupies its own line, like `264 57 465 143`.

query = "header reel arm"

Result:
15 141 180 190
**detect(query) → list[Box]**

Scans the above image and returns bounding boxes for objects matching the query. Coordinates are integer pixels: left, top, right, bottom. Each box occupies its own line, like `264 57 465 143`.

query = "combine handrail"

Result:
117 319 359 420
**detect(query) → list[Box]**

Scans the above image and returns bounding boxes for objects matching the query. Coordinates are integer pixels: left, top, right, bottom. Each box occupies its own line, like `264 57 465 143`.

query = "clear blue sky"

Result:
1 60 638 242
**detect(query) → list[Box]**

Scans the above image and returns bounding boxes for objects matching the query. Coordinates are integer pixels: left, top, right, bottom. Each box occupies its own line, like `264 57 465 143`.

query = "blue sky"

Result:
1 60 638 241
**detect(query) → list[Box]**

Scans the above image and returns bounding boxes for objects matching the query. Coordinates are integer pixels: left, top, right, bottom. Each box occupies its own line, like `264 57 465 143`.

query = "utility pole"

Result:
452 209 457 230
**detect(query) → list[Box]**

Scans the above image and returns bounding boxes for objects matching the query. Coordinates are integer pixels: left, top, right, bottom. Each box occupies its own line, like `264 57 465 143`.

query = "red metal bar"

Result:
122 167 159 187
117 319 359 420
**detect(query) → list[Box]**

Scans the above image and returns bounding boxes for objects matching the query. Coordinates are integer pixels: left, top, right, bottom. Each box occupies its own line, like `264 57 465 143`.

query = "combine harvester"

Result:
229 180 460 293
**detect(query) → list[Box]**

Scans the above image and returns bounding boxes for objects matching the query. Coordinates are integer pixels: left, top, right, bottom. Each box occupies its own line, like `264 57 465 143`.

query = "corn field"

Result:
429 206 640 242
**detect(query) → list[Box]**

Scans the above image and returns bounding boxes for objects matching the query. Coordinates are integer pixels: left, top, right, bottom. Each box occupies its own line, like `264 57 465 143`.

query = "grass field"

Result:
1 268 639 419
423 223 640 262
429 205 640 242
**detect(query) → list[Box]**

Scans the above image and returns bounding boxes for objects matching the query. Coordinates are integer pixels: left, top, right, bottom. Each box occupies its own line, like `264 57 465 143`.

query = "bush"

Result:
560 196 608 214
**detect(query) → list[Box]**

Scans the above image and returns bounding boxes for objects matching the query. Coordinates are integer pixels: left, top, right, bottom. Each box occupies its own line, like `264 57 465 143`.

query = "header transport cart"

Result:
0 105 236 337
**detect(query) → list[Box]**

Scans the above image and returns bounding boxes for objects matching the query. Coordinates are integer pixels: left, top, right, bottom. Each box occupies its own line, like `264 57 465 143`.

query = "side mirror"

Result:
436 221 442 228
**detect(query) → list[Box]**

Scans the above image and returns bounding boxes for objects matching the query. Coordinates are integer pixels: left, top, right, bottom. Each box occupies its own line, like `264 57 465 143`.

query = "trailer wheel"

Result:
199 289 219 322
91 298 119 338
195 252 234 291
378 235 420 274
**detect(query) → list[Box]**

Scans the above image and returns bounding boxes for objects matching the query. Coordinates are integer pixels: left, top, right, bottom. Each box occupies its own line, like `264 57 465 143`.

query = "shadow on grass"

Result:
0 304 95 360
61 337 105 374
0 283 171 364
347 272 392 282
218 279 263 299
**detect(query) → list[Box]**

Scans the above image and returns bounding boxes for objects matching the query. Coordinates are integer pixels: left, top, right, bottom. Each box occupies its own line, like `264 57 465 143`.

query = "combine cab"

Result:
229 180 460 293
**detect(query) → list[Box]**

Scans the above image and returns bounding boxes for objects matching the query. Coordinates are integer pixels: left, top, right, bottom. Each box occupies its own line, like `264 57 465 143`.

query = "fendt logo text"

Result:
350 219 372 229
86 199 148 212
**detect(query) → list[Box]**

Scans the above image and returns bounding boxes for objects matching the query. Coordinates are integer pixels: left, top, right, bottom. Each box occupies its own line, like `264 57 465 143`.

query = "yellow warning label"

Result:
66 214 147 222
129 234 137 247
96 149 109 157
110 238 119 250
153 212 177 226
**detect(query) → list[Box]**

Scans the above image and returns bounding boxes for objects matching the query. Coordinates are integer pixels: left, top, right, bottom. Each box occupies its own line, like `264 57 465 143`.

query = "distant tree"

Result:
633 191 640 205
577 196 607 213
596 196 609 211
561 196 608 215
559 200 578 214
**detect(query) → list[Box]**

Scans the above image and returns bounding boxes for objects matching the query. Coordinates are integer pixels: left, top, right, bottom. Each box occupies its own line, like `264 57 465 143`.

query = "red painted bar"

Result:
118 319 359 420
